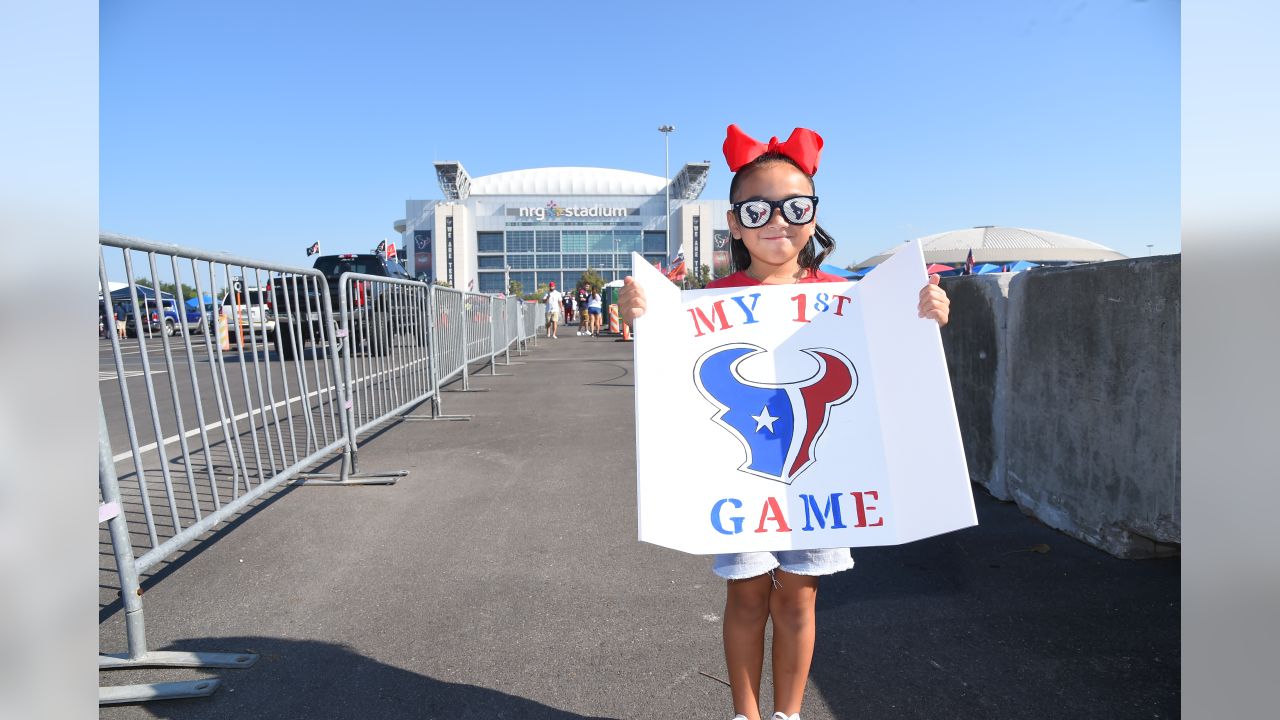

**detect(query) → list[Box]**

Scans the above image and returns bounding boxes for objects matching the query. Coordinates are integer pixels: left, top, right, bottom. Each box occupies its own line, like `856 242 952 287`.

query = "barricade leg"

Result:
100 680 222 705
98 402 257 704
416 393 473 421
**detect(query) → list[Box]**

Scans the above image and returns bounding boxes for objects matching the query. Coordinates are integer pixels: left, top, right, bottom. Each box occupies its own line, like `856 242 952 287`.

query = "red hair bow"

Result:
722 124 824 176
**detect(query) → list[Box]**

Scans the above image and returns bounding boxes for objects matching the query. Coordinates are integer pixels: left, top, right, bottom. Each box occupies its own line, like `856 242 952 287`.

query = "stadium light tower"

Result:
659 125 675 254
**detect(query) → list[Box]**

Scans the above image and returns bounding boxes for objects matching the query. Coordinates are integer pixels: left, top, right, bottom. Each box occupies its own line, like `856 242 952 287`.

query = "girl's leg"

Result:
724 574 774 720
769 570 820 717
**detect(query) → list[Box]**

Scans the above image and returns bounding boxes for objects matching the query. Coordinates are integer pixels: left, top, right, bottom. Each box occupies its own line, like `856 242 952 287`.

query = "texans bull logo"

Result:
693 344 858 484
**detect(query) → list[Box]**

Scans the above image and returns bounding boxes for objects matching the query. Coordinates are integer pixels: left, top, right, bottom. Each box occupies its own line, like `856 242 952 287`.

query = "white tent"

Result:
853 226 1128 269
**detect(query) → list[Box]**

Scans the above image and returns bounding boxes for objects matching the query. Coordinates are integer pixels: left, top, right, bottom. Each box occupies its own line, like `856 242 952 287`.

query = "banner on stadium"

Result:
630 242 976 555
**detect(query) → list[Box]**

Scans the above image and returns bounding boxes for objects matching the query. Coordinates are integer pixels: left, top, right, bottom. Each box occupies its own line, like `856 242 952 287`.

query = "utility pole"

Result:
659 125 675 260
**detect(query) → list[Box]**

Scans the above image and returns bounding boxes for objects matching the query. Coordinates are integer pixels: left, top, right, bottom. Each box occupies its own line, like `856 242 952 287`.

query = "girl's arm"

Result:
918 274 951 327
619 277 646 325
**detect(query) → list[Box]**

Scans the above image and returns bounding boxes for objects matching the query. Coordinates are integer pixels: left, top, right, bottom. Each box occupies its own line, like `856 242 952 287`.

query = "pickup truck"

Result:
219 285 276 342
270 253 418 360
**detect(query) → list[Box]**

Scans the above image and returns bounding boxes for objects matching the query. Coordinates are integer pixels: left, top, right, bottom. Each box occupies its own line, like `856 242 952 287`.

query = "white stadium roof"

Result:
468 167 668 197
854 226 1128 268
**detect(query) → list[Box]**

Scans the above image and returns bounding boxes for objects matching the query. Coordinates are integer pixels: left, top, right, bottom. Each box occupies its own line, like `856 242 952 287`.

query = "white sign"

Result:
512 204 632 220
631 242 976 555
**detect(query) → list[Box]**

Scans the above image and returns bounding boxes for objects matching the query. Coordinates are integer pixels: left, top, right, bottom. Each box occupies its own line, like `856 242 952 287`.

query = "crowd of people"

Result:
542 281 604 339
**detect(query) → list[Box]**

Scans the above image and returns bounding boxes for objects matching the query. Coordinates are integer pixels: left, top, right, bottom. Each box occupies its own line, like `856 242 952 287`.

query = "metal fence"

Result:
97 233 533 704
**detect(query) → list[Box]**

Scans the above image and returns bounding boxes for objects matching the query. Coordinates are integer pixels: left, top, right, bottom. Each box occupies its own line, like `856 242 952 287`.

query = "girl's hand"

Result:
918 274 950 327
619 276 647 325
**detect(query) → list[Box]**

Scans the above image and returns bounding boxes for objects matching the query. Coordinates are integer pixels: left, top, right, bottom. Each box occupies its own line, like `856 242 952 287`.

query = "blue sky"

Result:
101 0 1179 271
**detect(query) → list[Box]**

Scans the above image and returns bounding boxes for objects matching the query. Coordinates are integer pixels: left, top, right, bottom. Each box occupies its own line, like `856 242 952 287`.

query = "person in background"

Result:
576 284 592 335
586 286 603 337
543 281 564 339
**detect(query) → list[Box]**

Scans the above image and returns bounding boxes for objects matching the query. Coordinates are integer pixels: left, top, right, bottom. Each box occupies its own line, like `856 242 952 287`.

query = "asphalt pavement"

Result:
99 323 1179 719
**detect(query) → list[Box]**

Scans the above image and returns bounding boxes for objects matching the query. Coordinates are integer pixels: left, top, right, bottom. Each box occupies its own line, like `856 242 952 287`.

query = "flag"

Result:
376 239 387 256
306 241 320 257
963 248 975 275
386 242 397 259
653 260 664 272
666 252 687 282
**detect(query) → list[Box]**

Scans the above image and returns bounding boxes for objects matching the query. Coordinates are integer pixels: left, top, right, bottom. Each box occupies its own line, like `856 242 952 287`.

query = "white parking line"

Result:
100 369 169 382
112 385 337 463
109 355 431 464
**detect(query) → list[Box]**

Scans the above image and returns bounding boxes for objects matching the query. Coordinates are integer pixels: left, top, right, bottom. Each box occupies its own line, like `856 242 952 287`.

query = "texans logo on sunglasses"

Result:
732 195 819 229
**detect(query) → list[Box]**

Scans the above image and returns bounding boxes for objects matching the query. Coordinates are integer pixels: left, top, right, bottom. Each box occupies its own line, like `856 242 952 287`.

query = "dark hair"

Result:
728 152 836 273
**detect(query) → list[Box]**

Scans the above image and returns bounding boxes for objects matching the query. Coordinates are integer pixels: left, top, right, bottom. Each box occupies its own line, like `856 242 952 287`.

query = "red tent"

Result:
925 263 956 275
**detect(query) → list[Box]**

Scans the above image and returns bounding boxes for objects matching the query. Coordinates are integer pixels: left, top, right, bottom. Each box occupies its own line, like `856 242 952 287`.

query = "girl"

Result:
619 124 951 720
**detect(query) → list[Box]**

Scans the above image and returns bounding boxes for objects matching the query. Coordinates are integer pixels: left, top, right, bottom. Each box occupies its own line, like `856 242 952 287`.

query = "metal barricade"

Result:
328 272 473 458
430 285 469 390
97 233 352 703
504 297 521 353
98 233 538 704
463 290 494 365
520 300 539 347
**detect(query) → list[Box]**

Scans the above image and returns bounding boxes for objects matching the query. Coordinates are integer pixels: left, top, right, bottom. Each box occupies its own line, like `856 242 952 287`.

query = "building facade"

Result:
396 163 733 294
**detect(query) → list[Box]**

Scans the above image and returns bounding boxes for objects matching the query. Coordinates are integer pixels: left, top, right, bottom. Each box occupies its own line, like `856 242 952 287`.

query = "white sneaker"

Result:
772 713 800 720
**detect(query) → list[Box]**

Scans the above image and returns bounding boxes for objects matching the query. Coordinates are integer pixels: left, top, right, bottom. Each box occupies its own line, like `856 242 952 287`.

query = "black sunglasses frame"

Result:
731 195 820 229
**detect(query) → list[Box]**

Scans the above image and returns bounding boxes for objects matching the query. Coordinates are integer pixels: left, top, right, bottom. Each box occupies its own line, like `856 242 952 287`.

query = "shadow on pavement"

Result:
104 636 620 720
806 487 1179 720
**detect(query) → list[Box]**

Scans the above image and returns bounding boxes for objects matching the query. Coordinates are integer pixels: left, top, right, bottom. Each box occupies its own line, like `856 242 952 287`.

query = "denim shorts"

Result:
712 548 855 580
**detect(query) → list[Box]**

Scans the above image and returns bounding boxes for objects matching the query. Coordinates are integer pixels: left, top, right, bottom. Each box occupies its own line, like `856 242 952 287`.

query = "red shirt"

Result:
706 268 848 289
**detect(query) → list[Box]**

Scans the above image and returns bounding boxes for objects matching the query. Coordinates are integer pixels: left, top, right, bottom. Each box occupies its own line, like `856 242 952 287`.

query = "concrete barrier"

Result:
940 273 1014 500
939 256 1180 558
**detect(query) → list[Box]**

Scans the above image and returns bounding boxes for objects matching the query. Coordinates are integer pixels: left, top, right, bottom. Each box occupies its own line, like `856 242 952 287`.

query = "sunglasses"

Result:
731 195 819 229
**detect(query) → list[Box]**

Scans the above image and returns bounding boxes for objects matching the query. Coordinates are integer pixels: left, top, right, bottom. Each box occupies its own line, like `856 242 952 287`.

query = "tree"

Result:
508 279 523 297
158 281 199 300
684 263 711 290
580 266 606 292
713 260 733 281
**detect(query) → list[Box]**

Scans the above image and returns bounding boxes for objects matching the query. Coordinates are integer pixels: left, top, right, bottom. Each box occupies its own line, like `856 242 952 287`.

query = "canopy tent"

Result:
1008 260 1040 272
185 293 215 308
925 263 957 276
108 285 175 303
973 263 1004 274
819 263 859 280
